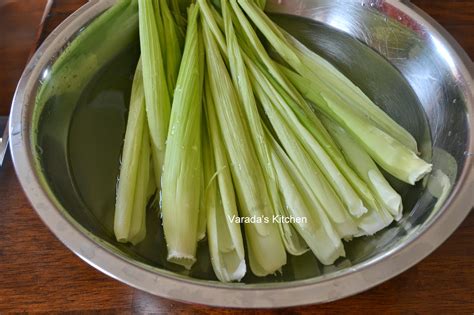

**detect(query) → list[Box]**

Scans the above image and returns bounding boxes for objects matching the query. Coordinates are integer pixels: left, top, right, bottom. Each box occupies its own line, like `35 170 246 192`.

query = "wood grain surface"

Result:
0 0 473 313
0 0 49 116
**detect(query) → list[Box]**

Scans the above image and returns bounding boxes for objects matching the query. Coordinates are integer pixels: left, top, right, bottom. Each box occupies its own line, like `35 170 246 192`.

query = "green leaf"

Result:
203 18 286 276
161 4 204 269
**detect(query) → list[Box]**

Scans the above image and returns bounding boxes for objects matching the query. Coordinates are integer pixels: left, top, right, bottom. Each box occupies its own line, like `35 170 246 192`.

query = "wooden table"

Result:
1 0 473 313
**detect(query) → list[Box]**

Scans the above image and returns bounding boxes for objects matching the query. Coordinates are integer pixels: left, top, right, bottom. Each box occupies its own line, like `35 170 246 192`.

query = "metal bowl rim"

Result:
9 0 474 308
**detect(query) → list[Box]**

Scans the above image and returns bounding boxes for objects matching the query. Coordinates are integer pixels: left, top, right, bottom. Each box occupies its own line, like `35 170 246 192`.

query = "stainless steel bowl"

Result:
9 0 474 308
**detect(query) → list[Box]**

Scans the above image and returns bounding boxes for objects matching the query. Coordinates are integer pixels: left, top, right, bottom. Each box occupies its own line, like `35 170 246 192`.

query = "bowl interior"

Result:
32 7 469 284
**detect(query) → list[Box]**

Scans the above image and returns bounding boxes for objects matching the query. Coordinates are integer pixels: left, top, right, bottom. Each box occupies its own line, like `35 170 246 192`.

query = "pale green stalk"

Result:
138 0 171 186
356 203 394 236
246 58 368 219
269 133 345 264
211 3 224 29
237 0 300 67
211 0 221 8
114 60 148 244
237 0 431 185
229 0 302 103
152 0 166 51
128 127 151 245
283 69 432 185
265 66 383 214
228 4 379 220
228 4 369 217
250 72 358 239
322 116 403 221
203 20 287 276
159 0 183 96
207 189 247 282
198 0 226 53
161 5 204 269
203 0 306 254
170 0 182 14
170 0 192 12
284 31 419 153
204 81 246 282
273 190 310 256
221 0 306 255
169 0 187 38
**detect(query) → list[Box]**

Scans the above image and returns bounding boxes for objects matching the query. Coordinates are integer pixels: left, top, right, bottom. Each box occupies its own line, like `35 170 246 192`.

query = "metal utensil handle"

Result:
0 0 52 168
0 117 9 166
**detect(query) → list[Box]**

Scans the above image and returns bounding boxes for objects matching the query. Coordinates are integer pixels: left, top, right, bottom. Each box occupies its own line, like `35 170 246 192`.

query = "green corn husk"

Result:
203 0 307 254
114 60 150 245
271 64 382 212
204 81 246 282
268 132 345 264
152 0 166 50
237 0 431 185
273 186 310 256
170 0 182 15
229 2 386 225
199 0 227 53
249 67 358 239
128 128 151 244
169 0 188 37
227 4 367 218
159 0 184 95
221 0 306 255
229 0 302 103
170 0 192 12
237 0 300 66
250 64 393 233
246 56 368 219
355 199 394 236
264 64 395 234
202 19 287 276
138 0 171 186
211 2 224 29
283 31 419 153
322 116 403 221
283 69 432 185
161 4 204 269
